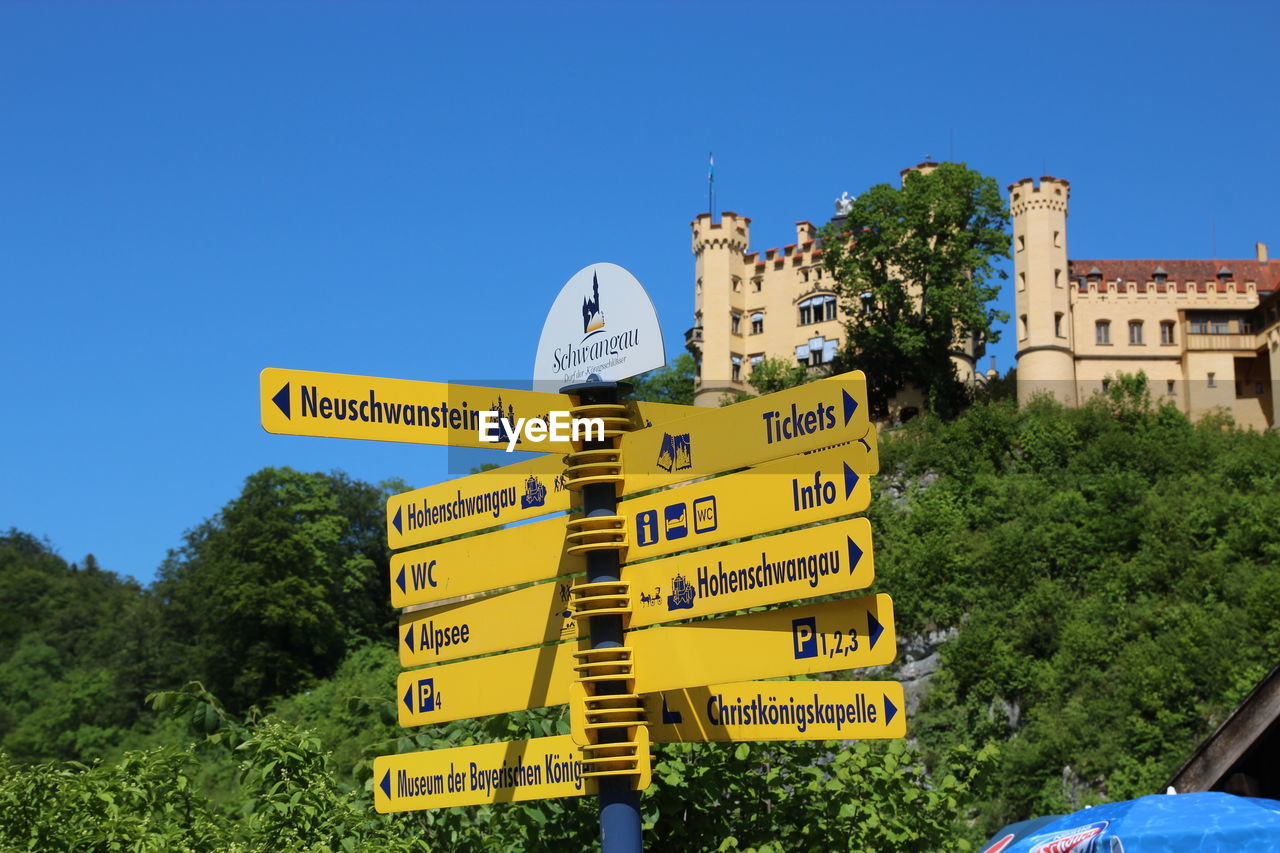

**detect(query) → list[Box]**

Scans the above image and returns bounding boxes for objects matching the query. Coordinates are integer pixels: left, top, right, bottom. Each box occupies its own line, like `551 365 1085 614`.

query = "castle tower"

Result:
1010 176 1077 406
690 212 750 406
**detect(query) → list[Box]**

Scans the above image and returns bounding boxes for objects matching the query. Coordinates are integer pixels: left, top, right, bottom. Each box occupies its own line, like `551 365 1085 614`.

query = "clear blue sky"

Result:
3 1 1276 583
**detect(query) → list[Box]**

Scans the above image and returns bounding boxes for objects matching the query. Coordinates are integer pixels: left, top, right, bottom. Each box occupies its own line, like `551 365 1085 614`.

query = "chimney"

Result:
1257 242 1268 264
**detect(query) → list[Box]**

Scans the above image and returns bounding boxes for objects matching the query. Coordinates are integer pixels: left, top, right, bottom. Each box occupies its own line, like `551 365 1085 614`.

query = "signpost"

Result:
570 681 906 744
628 593 896 694
387 453 572 551
615 373 870 494
260 368 577 450
624 518 875 628
399 578 577 668
395 593 895 728
373 731 651 813
618 434 876 562
258 261 905 852
389 513 579 609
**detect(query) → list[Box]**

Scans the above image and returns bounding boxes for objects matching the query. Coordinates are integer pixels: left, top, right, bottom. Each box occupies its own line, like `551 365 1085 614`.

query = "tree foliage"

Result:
820 162 1010 419
4 383 1280 846
628 353 697 405
721 356 813 405
154 467 394 711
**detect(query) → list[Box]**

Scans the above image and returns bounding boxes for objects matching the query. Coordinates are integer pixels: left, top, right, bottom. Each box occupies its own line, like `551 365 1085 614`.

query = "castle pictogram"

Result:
582 271 605 335
521 475 547 509
667 573 695 611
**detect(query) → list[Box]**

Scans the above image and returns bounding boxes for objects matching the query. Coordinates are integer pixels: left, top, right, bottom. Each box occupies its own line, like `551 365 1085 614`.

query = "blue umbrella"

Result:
982 792 1280 853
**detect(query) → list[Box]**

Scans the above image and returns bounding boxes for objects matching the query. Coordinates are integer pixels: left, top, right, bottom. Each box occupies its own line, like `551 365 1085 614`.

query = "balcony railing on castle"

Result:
1184 332 1260 352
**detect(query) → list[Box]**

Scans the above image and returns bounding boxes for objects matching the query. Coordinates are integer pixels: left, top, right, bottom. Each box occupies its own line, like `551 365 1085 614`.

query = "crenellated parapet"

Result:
1008 176 1070 218
692 212 751 255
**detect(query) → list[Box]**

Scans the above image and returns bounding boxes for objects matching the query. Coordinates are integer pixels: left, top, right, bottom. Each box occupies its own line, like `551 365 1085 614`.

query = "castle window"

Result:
816 268 823 279
1018 314 1028 340
1053 231 1061 248
1096 320 1111 345
750 312 764 334
1207 372 1216 388
1102 379 1111 393
732 277 741 292
798 295 836 326
1054 312 1064 338
1189 317 1208 334
1018 272 1025 292
1017 235 1025 252
752 278 762 292
750 354 764 369
1167 380 1176 395
1211 318 1229 335
1128 321 1144 345
802 270 810 282
1160 321 1175 345
1240 316 1254 333
731 312 741 334
696 278 702 294
731 355 742 382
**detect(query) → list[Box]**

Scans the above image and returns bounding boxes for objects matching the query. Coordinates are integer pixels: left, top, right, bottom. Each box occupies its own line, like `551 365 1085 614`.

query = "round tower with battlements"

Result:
690 212 751 406
1011 176 1077 406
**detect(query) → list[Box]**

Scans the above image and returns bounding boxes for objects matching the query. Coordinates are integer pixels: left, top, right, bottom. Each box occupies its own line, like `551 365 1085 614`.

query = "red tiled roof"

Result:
1068 259 1279 294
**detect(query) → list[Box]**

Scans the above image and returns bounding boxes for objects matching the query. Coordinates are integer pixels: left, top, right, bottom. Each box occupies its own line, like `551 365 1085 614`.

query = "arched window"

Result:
798 295 837 326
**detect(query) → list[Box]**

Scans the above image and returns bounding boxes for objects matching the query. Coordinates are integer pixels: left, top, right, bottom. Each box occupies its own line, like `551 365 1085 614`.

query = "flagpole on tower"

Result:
708 152 716 219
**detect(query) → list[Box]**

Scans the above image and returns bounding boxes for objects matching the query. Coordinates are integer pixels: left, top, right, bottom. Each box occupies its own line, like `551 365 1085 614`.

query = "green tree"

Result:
154 468 394 711
819 162 1010 419
629 353 696 405
721 355 814 405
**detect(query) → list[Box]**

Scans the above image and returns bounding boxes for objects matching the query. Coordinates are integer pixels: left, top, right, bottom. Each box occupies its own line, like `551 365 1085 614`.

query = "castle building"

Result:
685 163 983 408
686 165 1280 429
1011 175 1280 430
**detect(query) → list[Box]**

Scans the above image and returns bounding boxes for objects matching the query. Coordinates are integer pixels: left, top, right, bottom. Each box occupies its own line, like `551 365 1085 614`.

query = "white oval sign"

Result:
533 263 665 391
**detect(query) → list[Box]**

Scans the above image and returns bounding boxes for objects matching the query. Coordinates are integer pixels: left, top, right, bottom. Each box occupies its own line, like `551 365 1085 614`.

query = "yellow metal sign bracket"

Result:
564 394 648 789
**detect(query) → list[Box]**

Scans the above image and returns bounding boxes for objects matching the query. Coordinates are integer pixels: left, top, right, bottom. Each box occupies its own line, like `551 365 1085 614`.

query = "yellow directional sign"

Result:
262 367 699 455
372 731 651 813
397 594 894 728
383 400 704 551
626 518 874 628
629 594 895 694
260 367 582 450
399 579 577 668
387 453 572 551
617 371 870 493
619 432 877 562
389 515 579 609
397 639 580 728
569 680 905 744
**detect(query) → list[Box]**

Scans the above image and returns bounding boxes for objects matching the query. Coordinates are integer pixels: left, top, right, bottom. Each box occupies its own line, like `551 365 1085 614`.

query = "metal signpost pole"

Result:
572 380 643 853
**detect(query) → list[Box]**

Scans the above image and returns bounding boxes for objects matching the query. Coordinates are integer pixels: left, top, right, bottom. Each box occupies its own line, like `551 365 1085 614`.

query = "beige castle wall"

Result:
1011 177 1076 406
691 209 979 409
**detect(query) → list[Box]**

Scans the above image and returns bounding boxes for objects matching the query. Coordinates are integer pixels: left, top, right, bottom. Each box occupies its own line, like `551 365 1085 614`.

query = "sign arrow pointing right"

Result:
846 536 863 575
867 611 884 650
843 462 859 499
842 388 858 425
